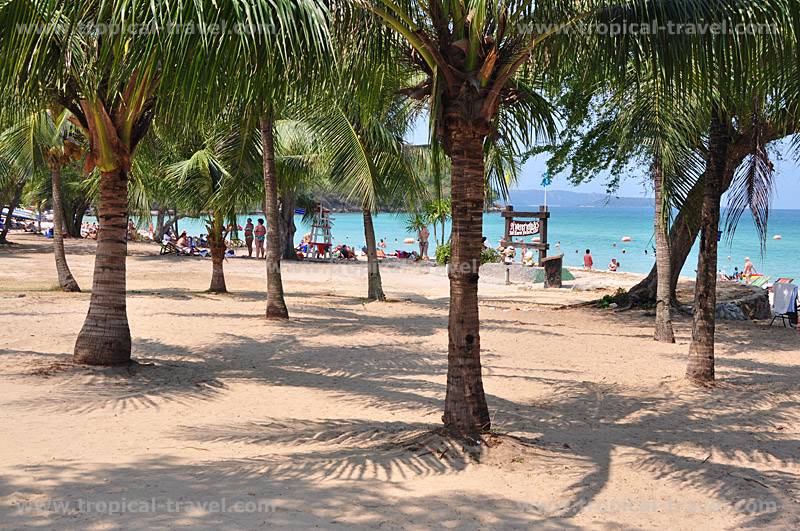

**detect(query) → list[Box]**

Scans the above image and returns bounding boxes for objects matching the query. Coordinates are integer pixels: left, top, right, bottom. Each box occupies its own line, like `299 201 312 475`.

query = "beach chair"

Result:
750 275 771 288
770 283 798 327
160 241 180 255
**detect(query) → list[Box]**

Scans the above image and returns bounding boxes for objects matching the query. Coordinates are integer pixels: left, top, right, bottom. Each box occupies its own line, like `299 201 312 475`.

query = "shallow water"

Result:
120 206 799 279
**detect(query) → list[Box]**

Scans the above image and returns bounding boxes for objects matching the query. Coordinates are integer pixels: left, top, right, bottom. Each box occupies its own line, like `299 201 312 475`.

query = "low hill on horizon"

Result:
504 189 653 208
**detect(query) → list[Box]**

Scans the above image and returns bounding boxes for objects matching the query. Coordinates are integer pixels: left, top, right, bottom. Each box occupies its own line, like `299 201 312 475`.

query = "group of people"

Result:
581 249 621 272
242 218 267 258
720 257 760 283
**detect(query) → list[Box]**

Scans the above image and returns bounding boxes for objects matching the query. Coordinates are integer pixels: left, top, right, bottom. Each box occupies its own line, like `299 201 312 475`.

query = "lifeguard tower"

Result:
308 204 333 261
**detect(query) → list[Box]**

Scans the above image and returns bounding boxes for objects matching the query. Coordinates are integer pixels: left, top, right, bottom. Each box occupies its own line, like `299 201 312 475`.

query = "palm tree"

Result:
0 108 82 290
357 0 762 433
309 62 422 301
0 1 331 364
162 129 240 293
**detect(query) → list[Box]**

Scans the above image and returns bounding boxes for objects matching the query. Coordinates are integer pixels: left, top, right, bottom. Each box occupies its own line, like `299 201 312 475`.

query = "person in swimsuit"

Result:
254 219 266 259
244 218 254 258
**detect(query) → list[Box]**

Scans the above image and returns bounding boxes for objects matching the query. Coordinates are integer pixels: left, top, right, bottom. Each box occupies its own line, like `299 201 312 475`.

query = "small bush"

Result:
435 243 501 266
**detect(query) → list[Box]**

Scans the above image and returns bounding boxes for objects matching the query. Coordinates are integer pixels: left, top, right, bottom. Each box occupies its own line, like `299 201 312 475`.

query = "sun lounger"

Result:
750 275 771 288
770 283 798 327
776 277 794 284
160 242 181 255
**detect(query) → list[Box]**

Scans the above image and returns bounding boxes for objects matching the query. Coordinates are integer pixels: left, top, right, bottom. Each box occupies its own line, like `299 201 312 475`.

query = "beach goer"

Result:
127 219 136 241
176 231 190 253
254 219 266 258
583 249 594 270
418 226 430 259
608 258 619 272
743 257 755 283
522 247 536 266
503 246 516 265
244 218 254 258
379 239 386 249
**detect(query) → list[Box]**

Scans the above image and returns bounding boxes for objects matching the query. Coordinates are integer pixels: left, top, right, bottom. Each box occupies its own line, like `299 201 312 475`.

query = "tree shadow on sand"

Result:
3 299 799 527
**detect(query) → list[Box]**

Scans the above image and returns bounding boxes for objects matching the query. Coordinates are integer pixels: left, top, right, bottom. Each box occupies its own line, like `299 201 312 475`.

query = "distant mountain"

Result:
503 189 653 208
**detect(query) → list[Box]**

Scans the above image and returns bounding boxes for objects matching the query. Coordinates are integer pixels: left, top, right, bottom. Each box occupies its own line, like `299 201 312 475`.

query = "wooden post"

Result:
503 205 513 247
539 204 549 265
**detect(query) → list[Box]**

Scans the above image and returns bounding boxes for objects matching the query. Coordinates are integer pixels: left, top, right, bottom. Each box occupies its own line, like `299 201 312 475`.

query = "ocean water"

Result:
130 207 800 279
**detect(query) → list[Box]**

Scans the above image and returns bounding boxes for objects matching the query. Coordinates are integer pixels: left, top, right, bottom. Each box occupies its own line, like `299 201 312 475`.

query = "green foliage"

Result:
435 243 501 266
435 243 450 265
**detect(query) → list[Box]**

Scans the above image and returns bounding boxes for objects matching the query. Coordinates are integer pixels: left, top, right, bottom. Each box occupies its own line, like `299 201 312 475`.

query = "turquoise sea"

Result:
133 207 800 279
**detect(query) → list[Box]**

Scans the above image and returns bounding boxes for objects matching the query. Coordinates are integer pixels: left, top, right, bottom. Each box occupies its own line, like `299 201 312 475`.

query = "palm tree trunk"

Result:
653 160 674 342
208 214 227 293
442 126 491 435
363 208 385 301
0 179 24 244
50 166 80 292
686 109 729 382
260 111 289 319
280 192 298 260
73 168 131 365
629 147 745 304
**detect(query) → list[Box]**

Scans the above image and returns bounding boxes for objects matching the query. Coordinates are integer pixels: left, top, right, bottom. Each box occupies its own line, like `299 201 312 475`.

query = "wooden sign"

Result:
501 205 550 264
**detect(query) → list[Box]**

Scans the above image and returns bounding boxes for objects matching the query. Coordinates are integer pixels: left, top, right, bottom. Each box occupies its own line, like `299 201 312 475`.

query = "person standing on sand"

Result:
743 257 755 283
418 225 430 259
608 258 620 272
254 219 266 259
244 218 254 258
584 249 594 270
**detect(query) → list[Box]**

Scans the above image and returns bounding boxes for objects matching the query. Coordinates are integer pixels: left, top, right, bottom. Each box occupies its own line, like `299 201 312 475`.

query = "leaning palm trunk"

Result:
73 168 131 365
442 124 491 434
653 160 675 342
260 111 289 319
50 165 80 292
0 179 24 244
208 214 227 293
362 208 385 301
686 110 730 382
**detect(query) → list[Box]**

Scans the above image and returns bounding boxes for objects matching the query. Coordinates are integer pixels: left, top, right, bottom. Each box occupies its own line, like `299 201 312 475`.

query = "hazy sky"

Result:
406 120 799 209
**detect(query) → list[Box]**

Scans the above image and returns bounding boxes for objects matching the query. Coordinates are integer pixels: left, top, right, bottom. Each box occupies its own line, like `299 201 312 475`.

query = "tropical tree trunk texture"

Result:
260 112 289 319
686 110 730 382
73 168 132 365
154 207 165 242
442 125 491 434
362 208 385 301
0 179 24 244
64 197 90 238
628 123 772 304
208 214 227 293
50 166 80 292
652 161 674 342
279 192 298 260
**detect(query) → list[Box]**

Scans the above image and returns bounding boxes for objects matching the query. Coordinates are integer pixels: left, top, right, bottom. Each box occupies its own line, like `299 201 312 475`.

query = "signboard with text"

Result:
501 205 550 264
508 220 540 237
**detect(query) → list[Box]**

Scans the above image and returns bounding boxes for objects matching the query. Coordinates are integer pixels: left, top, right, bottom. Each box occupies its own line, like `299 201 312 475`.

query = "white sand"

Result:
0 233 798 529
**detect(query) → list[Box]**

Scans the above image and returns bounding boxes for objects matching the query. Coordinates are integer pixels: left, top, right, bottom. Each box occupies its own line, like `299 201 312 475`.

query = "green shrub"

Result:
435 243 501 266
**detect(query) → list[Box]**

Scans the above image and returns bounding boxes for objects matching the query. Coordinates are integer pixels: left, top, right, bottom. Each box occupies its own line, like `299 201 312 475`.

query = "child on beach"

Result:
608 258 620 272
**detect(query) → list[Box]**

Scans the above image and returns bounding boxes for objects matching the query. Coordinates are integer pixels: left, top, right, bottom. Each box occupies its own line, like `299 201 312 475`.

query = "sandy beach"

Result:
0 233 798 529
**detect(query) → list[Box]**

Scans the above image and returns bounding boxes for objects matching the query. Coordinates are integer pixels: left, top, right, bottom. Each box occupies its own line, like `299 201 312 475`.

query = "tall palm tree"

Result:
309 62 423 301
357 0 762 433
0 1 331 364
0 108 82 290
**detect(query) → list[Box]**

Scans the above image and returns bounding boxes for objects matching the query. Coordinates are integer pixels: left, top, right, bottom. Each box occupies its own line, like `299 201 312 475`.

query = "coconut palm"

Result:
0 0 332 364
0 108 83 290
357 0 787 432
